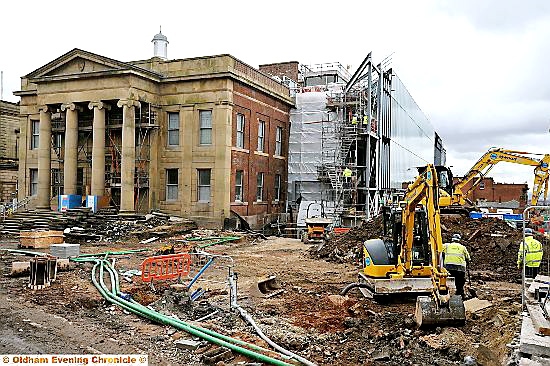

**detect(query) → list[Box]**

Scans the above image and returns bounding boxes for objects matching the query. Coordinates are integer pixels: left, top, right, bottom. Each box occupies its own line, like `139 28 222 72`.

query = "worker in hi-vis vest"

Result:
518 227 543 279
443 233 471 297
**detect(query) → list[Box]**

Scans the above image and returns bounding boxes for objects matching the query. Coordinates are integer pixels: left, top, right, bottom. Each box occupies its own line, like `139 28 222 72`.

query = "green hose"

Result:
99 261 277 356
87 259 294 366
97 259 279 357
73 249 148 259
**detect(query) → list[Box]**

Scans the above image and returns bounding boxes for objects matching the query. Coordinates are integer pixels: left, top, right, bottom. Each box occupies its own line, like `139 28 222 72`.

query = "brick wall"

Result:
231 81 290 228
259 61 299 83
454 177 528 207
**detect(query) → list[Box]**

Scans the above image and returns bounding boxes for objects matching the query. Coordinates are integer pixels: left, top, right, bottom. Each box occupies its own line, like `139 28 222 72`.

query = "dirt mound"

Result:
315 214 533 281
311 215 383 263
441 216 525 282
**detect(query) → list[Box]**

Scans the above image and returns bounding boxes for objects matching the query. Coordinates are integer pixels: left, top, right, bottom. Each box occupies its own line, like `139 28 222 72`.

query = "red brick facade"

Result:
259 62 299 83
230 81 290 227
454 177 528 207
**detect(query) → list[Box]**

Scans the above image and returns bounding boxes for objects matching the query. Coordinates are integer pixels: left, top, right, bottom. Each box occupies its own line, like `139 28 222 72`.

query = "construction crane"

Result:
343 164 465 327
439 148 550 208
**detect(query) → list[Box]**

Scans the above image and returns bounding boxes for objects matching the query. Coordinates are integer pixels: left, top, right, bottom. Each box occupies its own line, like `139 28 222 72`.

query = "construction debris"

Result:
314 214 528 282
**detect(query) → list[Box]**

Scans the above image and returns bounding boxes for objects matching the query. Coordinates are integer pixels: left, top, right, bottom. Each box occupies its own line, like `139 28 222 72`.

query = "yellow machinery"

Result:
303 217 332 244
439 148 550 208
358 164 465 327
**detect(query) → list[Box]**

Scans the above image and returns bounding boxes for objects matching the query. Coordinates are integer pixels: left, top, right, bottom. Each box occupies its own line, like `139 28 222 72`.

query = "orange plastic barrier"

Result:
141 253 191 282
333 227 351 235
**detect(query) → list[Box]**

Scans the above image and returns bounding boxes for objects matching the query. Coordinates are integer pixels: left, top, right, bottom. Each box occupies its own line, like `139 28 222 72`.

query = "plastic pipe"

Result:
92 257 291 360
0 248 48 256
89 259 292 365
228 273 317 366
187 257 214 289
74 249 148 259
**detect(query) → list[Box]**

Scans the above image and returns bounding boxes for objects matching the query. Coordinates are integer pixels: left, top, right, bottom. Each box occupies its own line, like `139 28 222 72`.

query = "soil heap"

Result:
313 214 537 281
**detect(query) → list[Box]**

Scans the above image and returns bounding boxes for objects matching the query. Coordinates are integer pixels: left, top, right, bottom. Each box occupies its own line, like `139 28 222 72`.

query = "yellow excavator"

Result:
343 164 465 327
439 148 550 209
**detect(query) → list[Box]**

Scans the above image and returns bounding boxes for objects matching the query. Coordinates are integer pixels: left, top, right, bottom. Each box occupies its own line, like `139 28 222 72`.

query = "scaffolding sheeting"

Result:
288 92 329 202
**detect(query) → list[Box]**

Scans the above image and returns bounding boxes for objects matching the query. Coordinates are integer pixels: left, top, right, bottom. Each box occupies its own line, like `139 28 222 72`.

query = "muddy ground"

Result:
0 229 524 366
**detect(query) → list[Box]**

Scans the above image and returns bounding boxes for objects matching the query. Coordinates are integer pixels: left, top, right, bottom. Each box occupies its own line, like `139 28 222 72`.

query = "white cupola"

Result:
152 26 168 60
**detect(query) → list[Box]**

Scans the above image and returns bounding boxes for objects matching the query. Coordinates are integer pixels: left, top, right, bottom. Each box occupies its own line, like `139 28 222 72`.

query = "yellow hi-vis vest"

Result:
351 116 358 125
343 168 352 178
518 236 543 268
443 242 471 268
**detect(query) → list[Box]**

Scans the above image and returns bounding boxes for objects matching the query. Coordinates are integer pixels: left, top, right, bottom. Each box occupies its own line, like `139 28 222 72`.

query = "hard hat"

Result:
452 233 461 241
524 227 534 235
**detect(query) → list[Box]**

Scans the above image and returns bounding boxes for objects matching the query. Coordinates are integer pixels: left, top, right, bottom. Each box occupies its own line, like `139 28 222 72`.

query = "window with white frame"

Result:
479 181 485 190
199 110 212 145
274 174 281 201
166 169 178 200
167 112 179 146
275 126 282 156
257 120 265 152
256 172 264 201
31 120 39 149
236 113 245 148
30 169 38 196
235 170 244 202
198 169 211 202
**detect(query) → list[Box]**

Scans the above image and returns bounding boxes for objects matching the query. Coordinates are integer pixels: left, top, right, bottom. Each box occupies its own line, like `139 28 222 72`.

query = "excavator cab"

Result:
417 165 454 196
376 207 431 268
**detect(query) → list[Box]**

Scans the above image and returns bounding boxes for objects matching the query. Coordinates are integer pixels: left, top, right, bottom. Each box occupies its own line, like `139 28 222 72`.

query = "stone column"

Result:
89 101 109 196
61 103 81 195
37 106 52 209
117 99 140 212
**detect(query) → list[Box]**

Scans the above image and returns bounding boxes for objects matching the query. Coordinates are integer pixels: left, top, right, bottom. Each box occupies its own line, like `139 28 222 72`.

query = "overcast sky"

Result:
1 0 549 191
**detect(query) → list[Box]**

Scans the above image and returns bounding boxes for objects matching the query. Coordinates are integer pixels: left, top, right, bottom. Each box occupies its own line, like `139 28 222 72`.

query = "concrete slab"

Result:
464 298 492 313
520 314 550 357
527 304 550 336
175 339 201 351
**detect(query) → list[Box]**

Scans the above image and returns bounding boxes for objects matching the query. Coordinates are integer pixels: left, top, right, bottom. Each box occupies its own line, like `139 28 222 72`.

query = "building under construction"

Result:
261 54 446 226
14 31 293 228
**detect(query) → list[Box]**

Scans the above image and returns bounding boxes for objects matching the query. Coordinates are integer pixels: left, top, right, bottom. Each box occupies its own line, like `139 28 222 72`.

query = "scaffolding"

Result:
288 54 396 227
49 101 158 212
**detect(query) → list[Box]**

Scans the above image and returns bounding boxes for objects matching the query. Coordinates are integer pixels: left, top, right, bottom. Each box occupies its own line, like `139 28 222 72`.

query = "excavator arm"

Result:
440 148 550 207
358 164 466 327
400 165 449 301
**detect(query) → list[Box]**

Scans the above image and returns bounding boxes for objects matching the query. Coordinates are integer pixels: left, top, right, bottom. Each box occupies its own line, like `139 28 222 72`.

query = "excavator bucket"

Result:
250 275 284 298
415 295 466 328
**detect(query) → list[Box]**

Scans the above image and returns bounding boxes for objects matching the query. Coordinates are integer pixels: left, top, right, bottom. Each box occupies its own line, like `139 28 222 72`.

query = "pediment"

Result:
27 49 132 79
43 56 120 76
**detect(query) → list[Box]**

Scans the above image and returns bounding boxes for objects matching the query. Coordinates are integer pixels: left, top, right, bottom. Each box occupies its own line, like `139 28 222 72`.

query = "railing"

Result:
0 197 32 220
234 60 290 97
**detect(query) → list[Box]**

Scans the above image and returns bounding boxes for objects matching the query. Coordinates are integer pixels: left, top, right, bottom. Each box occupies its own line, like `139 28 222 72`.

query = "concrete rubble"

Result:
0 212 545 365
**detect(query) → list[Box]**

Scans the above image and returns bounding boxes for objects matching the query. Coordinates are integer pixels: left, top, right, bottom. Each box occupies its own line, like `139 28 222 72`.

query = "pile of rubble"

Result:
311 215 382 264
314 214 533 281
441 216 526 282
63 211 198 243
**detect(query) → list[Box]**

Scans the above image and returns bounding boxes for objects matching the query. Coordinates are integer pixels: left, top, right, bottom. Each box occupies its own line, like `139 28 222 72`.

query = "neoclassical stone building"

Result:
15 37 293 228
